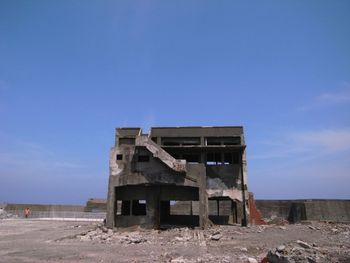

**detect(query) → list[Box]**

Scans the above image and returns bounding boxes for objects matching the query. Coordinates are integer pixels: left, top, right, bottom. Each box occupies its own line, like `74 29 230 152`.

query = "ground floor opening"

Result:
114 185 200 228
208 197 238 225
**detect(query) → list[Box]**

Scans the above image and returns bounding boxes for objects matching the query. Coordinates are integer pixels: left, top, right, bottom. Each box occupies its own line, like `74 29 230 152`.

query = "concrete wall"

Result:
85 199 107 212
5 203 85 212
255 200 292 219
150 126 244 138
206 165 241 189
255 199 350 223
304 200 350 222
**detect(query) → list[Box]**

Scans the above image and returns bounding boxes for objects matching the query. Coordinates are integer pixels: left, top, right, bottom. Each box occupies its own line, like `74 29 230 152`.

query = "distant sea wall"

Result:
4 203 85 212
255 199 350 223
3 199 350 223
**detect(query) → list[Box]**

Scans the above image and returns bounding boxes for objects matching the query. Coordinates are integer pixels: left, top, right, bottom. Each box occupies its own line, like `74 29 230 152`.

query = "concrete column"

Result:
106 179 115 228
198 165 208 229
240 149 248 226
146 186 160 229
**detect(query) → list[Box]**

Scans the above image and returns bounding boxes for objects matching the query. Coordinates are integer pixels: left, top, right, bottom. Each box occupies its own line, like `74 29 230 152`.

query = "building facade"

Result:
106 126 249 229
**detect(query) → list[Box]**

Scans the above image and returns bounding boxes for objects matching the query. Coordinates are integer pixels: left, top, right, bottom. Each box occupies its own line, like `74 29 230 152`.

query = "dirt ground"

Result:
0 219 349 263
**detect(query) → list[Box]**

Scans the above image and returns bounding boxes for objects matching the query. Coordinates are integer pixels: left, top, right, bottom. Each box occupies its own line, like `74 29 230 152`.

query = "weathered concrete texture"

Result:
256 199 350 223
106 126 249 229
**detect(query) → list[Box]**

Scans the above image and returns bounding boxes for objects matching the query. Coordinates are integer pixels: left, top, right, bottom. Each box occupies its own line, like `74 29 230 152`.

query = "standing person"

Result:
24 207 30 218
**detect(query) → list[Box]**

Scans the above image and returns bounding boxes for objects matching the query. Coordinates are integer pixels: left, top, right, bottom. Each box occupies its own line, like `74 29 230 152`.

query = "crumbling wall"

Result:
248 193 266 225
256 199 350 223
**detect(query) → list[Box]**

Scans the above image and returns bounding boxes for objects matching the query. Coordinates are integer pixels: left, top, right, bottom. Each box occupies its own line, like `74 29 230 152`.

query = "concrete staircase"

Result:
136 136 187 172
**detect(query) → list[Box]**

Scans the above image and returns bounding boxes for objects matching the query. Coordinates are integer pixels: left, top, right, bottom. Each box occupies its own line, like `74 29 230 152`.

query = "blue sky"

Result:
0 1 349 204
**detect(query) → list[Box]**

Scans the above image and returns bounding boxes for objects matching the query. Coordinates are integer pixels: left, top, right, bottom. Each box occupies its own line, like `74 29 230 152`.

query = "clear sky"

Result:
1 1 349 204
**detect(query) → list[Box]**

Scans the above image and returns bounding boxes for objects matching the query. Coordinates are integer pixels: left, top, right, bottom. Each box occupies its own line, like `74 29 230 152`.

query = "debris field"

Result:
0 219 349 262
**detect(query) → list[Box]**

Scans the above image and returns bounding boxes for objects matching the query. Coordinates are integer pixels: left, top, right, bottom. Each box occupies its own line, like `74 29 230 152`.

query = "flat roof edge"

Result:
150 126 244 129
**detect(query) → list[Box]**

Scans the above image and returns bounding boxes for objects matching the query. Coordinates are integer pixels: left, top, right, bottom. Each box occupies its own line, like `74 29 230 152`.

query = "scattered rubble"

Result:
76 225 149 244
264 237 350 263
210 231 222 241
76 223 350 263
53 221 350 262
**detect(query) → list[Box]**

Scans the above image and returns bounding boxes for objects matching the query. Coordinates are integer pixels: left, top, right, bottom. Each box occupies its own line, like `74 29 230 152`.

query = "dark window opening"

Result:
183 154 200 163
121 200 130 215
151 137 158 143
206 152 222 165
161 137 200 146
223 137 241 145
182 138 200 146
224 153 232 164
138 155 150 162
163 141 180 146
119 138 135 145
171 153 180 159
117 200 146 216
206 138 219 146
116 154 123 161
232 152 240 164
132 200 146 215
206 137 241 146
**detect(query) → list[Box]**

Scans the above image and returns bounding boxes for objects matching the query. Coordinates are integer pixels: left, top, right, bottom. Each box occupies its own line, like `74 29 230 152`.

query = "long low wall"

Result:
255 199 350 223
4 203 85 212
4 199 350 223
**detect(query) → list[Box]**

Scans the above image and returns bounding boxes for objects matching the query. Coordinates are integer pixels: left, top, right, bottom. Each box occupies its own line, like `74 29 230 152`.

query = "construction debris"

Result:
1 219 349 262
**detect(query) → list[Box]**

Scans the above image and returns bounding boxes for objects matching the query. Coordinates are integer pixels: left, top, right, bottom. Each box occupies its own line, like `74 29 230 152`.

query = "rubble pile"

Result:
69 222 350 262
76 224 149 244
264 240 325 263
262 223 350 263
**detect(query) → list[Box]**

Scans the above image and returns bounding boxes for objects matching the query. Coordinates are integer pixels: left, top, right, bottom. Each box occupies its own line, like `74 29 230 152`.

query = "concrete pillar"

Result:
198 165 208 229
240 149 248 226
200 136 205 146
146 186 160 229
106 179 115 228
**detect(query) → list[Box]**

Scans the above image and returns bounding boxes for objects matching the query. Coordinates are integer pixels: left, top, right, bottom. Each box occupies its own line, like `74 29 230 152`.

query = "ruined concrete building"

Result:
106 126 249 229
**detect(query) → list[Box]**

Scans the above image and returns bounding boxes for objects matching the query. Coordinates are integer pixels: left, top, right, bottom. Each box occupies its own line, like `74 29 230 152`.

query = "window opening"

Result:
206 152 222 165
183 154 200 163
119 138 135 145
232 152 240 164
121 200 130 215
138 155 150 162
132 200 146 215
206 137 241 146
224 153 232 164
161 137 200 146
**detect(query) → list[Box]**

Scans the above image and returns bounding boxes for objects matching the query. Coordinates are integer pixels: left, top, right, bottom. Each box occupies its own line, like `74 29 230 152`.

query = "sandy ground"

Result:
0 219 349 263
